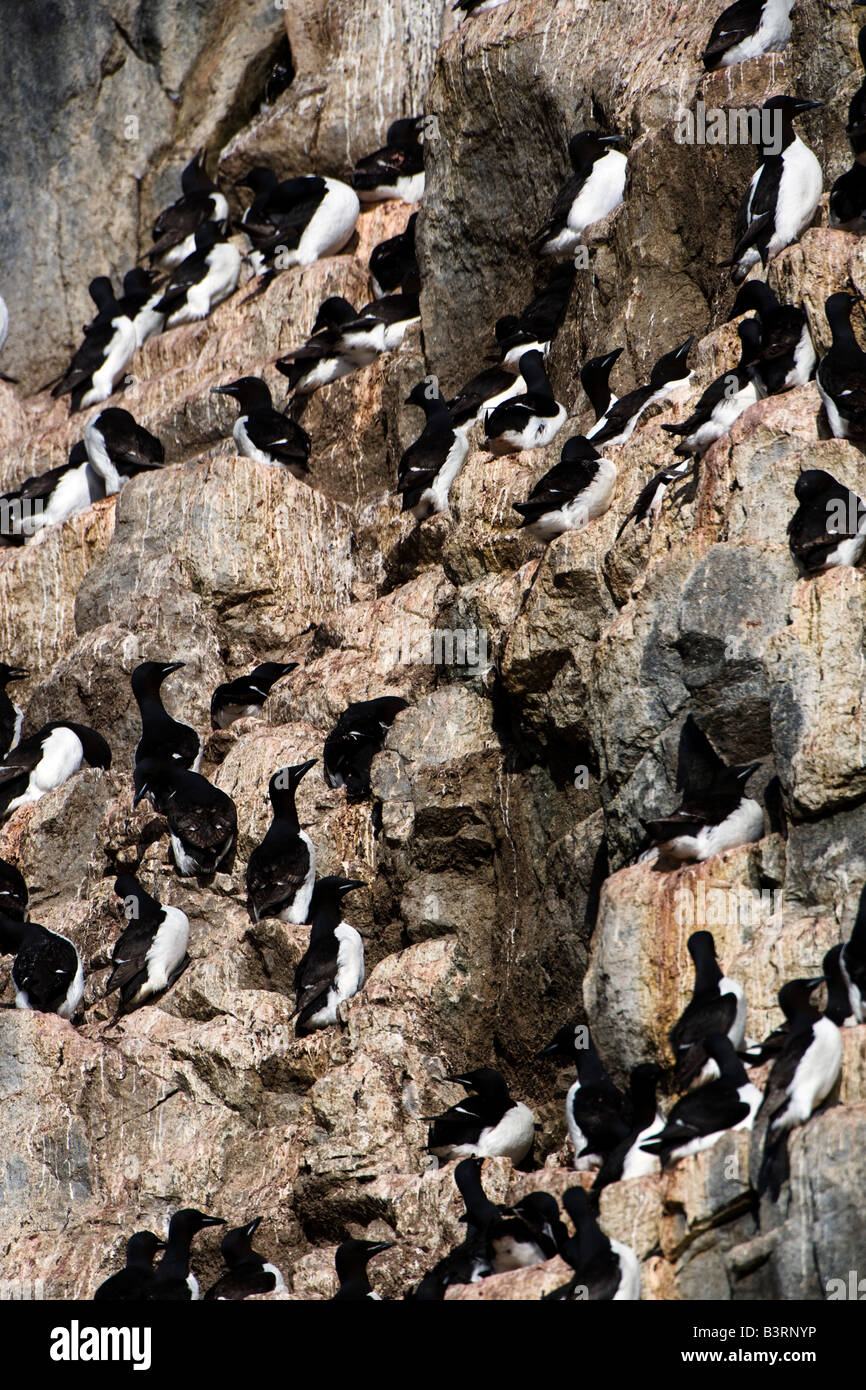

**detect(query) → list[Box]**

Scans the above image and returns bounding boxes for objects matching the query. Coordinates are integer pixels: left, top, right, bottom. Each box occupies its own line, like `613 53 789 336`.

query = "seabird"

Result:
133 759 238 877
592 1063 664 1194
84 408 165 494
212 377 311 476
0 856 28 919
93 1232 166 1301
588 337 694 446
0 442 105 545
502 1192 567 1263
544 1188 640 1301
829 161 866 233
281 295 419 377
210 662 297 730
275 296 366 395
238 168 360 269
837 883 866 1023
412 1158 496 1297
50 295 137 413
0 663 26 757
492 263 577 367
662 321 765 456
536 1024 629 1169
642 713 764 863
530 132 627 257
427 1067 536 1164
512 433 617 540
105 873 190 1019
484 349 566 453
331 1239 394 1301
816 292 866 439
615 458 693 540
726 95 823 284
728 280 816 394
752 971 845 1199
580 347 623 426
342 292 421 353
0 721 111 818
352 117 425 203
147 149 229 268
369 212 420 297
787 469 866 573
203 1219 286 1300
293 875 366 1035
702 0 793 69
640 1035 762 1165
669 931 747 1089
245 761 317 923
0 910 84 1019
453 0 510 16
322 695 408 801
396 378 468 518
154 222 241 328
146 1209 225 1301
132 661 201 771
847 25 866 163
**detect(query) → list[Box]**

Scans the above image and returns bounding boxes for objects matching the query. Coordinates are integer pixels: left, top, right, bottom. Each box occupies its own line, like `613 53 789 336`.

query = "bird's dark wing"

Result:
51 319 119 396
154 251 208 311
249 410 311 465
530 173 585 248
105 918 160 995
294 934 340 1004
788 479 864 564
588 385 652 443
168 798 236 855
247 838 311 920
149 192 217 257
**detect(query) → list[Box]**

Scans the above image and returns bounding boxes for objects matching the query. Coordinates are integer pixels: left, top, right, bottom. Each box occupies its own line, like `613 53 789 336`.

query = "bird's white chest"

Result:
476 1100 535 1162
784 1018 843 1124
24 728 85 803
770 139 823 251
143 906 190 994
295 180 360 265
567 150 627 233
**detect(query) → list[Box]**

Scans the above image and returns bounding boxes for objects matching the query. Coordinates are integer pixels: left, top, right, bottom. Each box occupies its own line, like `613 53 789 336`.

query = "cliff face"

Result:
1 0 866 1301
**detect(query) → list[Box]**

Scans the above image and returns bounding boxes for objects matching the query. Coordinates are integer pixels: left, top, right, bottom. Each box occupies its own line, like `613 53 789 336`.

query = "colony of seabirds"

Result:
1 0 866 1301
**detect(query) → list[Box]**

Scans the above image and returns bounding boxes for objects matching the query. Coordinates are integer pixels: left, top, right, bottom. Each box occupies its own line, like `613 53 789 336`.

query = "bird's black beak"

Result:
5 668 27 681
339 879 366 895
163 662 185 676
794 99 823 113
807 976 825 991
369 1240 395 1255
535 1041 560 1059
200 1215 227 1228
211 384 236 397
245 1217 263 1237
598 135 623 144
132 784 149 808
294 758 318 781
736 760 762 782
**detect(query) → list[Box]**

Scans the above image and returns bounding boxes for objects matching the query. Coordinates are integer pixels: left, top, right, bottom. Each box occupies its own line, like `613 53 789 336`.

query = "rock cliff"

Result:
1 0 865 1301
